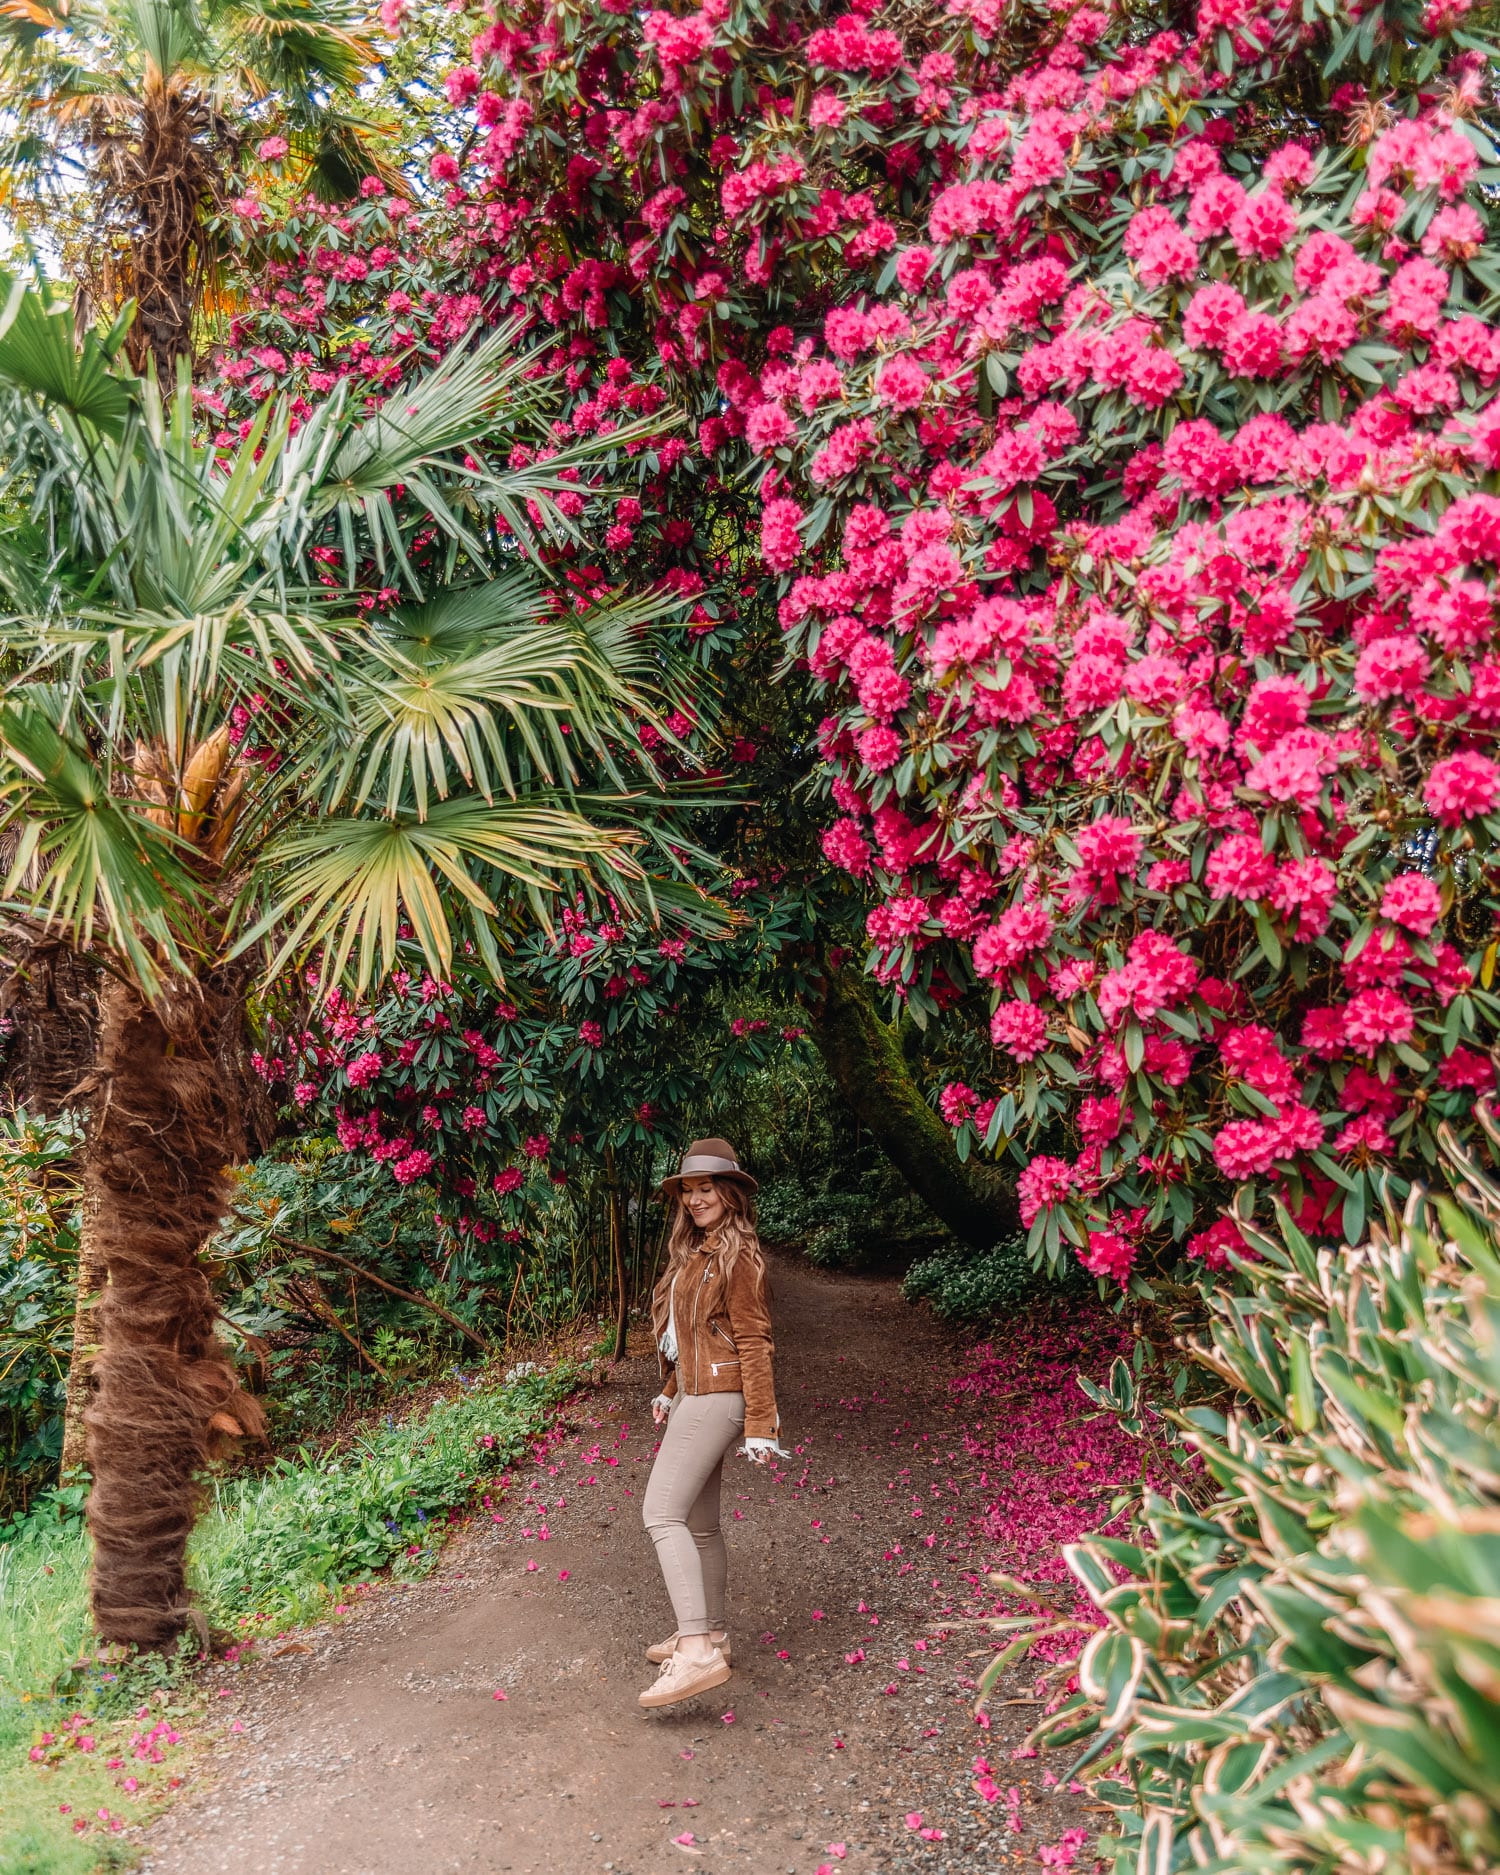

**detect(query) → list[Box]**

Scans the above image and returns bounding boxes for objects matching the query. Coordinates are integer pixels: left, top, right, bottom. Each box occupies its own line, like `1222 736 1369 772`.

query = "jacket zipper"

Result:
693 1260 705 1395
678 1251 727 1394
697 1257 714 1394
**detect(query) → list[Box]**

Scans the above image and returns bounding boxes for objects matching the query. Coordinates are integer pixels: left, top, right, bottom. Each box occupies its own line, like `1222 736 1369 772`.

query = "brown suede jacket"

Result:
651 1233 778 1441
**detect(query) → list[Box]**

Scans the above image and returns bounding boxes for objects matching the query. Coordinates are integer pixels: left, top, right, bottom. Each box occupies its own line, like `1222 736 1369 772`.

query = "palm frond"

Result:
319 580 695 821
0 0 72 46
239 795 646 993
0 272 722 1010
221 0 376 93
119 0 208 78
462 409 686 549
0 698 203 988
0 271 133 436
284 109 391 200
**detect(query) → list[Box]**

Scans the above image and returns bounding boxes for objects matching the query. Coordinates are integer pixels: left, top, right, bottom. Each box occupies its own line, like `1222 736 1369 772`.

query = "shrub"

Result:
0 1114 82 1518
756 1171 953 1270
748 1175 817 1247
765 34 1500 1285
805 1212 857 1269
1009 1115 1500 1872
194 1362 578 1627
902 1238 1057 1322
756 1182 866 1265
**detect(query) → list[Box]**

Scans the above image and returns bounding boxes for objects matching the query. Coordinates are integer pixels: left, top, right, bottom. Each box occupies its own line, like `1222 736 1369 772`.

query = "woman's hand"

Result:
651 1394 672 1427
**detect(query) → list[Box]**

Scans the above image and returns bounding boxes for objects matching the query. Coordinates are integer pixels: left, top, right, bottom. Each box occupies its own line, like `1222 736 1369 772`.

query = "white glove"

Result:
651 1393 674 1426
740 1436 789 1464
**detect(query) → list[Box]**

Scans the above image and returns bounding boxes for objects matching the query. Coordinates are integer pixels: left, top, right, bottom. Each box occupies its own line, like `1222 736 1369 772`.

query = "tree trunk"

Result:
802 960 1019 1250
59 1186 104 1481
82 974 264 1651
606 1145 629 1362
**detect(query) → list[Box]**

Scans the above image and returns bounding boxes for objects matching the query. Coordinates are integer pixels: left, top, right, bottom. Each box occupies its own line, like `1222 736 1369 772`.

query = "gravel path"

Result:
140 1254 1095 1875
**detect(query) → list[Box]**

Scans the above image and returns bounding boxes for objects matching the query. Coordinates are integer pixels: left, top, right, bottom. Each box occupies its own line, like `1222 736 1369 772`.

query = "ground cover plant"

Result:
903 1234 1064 1319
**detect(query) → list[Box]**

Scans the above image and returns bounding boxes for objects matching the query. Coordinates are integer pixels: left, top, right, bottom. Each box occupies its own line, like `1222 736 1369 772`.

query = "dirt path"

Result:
141 1255 1089 1875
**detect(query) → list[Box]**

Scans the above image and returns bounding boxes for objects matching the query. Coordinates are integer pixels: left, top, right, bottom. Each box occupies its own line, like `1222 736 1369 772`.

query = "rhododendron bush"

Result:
258 886 817 1250
763 45 1500 1277
211 0 1500 1284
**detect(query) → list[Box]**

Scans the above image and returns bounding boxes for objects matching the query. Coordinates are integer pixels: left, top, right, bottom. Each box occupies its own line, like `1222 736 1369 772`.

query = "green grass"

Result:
0 1532 182 1874
0 1360 580 1873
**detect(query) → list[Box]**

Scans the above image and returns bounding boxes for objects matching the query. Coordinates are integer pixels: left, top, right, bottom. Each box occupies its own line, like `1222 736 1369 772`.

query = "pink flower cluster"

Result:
218 0 1500 1290
745 42 1500 1276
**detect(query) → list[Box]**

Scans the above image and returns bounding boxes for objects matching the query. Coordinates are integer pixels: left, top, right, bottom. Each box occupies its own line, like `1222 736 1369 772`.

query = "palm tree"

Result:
0 273 718 1648
0 0 386 376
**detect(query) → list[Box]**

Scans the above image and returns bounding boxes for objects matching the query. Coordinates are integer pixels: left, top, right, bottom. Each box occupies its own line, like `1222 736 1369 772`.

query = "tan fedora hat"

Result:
659 1136 758 1201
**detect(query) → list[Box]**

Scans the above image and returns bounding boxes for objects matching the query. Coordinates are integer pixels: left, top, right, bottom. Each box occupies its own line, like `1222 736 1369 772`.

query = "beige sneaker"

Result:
646 1630 732 1665
638 1645 731 1710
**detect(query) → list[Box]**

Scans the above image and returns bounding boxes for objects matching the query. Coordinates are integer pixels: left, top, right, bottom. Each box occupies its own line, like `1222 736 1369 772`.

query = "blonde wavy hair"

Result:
663 1179 766 1293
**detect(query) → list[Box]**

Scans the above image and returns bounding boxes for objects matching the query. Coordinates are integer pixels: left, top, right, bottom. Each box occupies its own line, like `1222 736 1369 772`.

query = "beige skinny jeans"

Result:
642 1390 745 1636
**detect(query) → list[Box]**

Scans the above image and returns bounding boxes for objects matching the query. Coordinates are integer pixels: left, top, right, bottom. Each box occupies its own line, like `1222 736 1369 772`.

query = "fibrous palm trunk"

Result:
83 971 263 1649
93 77 218 383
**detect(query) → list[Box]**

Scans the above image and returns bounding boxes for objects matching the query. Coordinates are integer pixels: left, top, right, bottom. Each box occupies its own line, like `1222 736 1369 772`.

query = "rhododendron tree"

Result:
758 39 1500 1276
257 882 820 1350
206 0 1500 1287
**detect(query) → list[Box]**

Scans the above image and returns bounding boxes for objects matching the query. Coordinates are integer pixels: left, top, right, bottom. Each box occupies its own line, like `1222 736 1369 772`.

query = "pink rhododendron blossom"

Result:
1355 634 1429 700
1335 1113 1393 1155
1072 816 1142 880
1380 873 1444 935
1079 1230 1135 1282
874 353 929 411
1017 1157 1074 1227
1343 988 1415 1051
1187 1218 1247 1271
1096 931 1199 1021
1426 752 1500 825
1270 858 1338 939
972 903 1053 977
1204 834 1277 902
990 1000 1049 1059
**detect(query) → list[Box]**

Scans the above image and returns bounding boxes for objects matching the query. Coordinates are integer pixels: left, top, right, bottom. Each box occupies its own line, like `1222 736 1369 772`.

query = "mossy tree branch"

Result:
801 959 1019 1251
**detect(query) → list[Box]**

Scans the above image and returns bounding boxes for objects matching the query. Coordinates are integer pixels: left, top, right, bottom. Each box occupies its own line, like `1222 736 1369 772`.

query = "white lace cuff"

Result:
651 1393 675 1415
740 1436 790 1459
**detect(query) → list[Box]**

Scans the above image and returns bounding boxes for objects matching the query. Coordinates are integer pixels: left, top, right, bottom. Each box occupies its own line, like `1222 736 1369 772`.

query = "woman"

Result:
639 1136 785 1710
